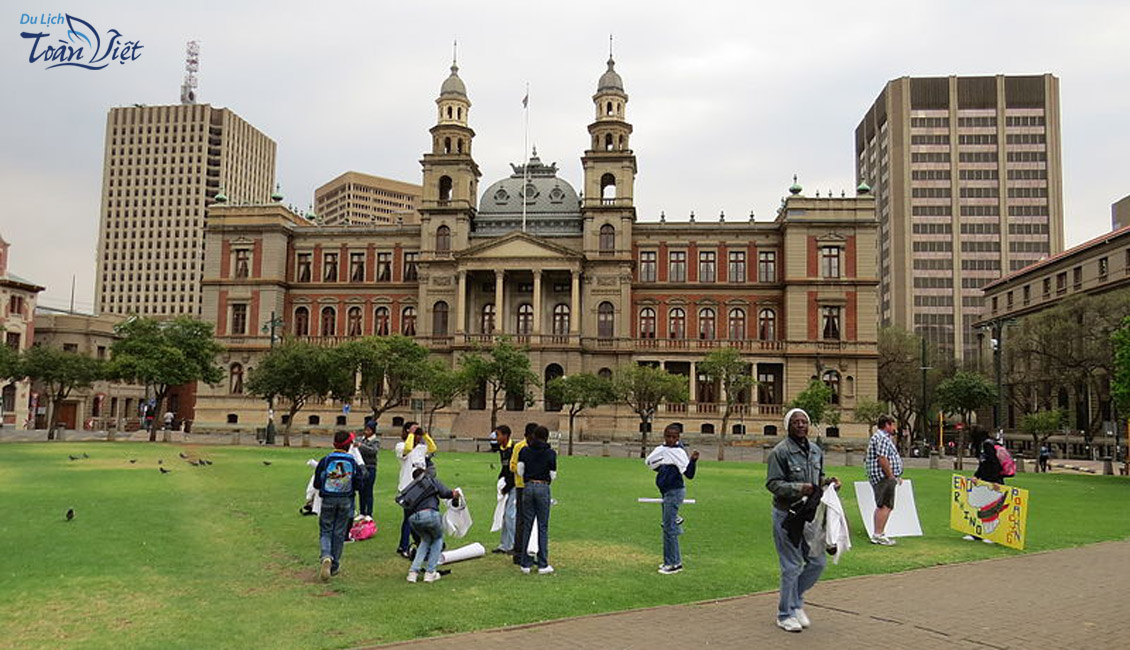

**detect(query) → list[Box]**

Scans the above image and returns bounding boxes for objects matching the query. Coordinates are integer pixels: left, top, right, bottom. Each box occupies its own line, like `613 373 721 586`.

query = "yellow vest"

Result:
510 439 529 488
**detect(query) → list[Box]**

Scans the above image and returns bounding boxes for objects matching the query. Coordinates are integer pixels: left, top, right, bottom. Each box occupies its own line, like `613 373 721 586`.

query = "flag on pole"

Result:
522 92 529 108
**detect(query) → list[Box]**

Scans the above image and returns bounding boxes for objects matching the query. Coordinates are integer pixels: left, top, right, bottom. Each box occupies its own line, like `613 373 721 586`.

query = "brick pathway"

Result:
366 540 1129 649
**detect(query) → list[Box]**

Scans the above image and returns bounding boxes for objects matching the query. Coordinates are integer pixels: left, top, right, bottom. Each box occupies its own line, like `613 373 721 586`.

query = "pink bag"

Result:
349 519 377 541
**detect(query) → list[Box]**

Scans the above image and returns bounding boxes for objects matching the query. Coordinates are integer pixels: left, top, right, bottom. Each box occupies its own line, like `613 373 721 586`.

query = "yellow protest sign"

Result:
950 474 1029 550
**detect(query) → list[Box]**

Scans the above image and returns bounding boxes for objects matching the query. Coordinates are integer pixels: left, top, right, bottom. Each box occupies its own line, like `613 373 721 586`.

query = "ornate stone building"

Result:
197 57 881 440
0 233 44 429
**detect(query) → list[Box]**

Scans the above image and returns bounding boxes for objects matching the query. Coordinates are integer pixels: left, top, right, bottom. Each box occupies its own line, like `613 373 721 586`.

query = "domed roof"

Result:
475 151 582 238
440 63 467 98
597 56 624 93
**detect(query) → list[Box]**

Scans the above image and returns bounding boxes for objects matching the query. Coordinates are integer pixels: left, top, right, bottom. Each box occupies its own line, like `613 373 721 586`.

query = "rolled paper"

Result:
438 542 485 565
637 498 696 503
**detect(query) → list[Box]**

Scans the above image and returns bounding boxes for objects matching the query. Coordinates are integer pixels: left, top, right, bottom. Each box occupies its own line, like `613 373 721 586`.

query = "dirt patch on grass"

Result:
552 540 651 567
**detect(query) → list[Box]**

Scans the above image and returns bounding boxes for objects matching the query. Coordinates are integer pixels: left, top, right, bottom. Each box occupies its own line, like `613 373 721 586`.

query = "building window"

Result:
350 253 365 282
294 306 309 336
822 370 841 405
597 302 615 338
234 249 250 279
347 307 362 337
1042 278 1052 298
639 251 656 282
552 304 570 335
404 252 419 281
639 307 656 338
728 251 745 282
1022 285 1031 304
1073 266 1082 289
728 308 746 340
517 303 534 335
320 307 336 336
821 246 841 279
433 301 449 335
402 306 417 336
374 306 390 336
668 307 686 339
323 253 338 282
375 252 392 282
822 306 841 340
296 253 312 282
758 369 778 405
231 304 247 335
698 307 716 339
230 363 244 395
481 303 495 334
758 308 776 340
1056 272 1067 294
436 225 451 252
758 251 777 283
599 224 615 252
1099 257 1109 281
699 251 716 283
669 251 687 282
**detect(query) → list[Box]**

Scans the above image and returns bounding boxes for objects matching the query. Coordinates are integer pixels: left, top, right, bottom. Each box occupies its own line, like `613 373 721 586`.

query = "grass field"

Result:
1 442 1127 649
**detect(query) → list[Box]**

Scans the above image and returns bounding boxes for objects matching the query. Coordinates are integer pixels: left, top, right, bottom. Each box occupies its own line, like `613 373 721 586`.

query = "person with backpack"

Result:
313 431 366 581
397 462 461 583
965 430 1012 544
356 422 380 519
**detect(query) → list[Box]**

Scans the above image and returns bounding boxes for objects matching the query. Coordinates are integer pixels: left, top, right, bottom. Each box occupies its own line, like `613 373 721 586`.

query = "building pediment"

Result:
454 231 583 265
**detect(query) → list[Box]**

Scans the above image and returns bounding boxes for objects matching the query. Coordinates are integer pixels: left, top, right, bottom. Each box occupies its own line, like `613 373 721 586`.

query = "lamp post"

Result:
261 311 285 445
920 337 931 452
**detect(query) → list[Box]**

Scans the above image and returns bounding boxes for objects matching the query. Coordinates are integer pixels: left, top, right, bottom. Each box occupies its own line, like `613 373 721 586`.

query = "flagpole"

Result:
522 83 530 233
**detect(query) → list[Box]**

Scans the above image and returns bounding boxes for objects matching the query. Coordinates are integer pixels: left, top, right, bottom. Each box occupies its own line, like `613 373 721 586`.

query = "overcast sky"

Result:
3 1 1128 312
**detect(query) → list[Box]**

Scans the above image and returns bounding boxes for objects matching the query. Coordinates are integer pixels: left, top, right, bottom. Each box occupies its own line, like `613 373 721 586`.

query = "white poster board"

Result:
853 480 923 538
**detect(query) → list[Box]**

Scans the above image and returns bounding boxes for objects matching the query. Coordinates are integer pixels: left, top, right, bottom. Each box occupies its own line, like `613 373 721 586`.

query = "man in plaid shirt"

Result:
864 415 902 546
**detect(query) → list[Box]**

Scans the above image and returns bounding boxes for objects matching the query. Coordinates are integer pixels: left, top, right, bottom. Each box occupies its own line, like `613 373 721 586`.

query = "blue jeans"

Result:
771 507 826 620
358 466 376 517
319 495 353 572
408 509 445 573
661 487 686 567
499 489 517 551
520 482 551 569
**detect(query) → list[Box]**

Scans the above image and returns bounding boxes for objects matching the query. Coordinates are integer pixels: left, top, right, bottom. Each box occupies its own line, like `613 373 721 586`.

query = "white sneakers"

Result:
537 565 555 575
776 617 803 633
406 570 418 583
318 557 332 582
794 608 811 628
423 571 441 583
870 533 897 546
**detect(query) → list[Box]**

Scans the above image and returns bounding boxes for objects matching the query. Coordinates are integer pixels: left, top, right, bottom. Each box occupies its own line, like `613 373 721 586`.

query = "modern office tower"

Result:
314 171 422 225
1112 195 1130 231
855 75 1064 358
94 104 276 317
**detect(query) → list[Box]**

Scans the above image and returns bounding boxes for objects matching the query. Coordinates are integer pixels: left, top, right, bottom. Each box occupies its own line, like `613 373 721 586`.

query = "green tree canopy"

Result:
1019 409 1065 449
611 364 688 457
935 370 998 468
245 340 353 446
1113 316 1130 421
545 372 615 455
337 335 431 423
788 379 834 430
420 360 474 435
18 346 104 439
459 338 540 431
878 326 953 441
852 397 887 428
698 347 756 460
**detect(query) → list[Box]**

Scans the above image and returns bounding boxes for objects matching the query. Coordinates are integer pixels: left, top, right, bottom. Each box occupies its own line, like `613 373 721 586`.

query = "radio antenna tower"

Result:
180 41 200 104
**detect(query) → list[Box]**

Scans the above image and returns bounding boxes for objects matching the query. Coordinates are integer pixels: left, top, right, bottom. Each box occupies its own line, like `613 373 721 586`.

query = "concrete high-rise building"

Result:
94 104 276 317
314 172 421 226
1112 195 1130 231
856 74 1064 358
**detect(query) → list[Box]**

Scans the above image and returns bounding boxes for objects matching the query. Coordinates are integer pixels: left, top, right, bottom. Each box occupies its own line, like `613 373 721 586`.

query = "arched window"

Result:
606 101 614 115
433 301 449 336
517 303 534 335
699 308 716 340
618 134 625 150
598 367 613 380
443 136 452 154
457 138 464 154
728 307 746 340
758 308 777 340
374 307 390 336
481 303 495 334
401 306 417 336
438 176 453 202
347 307 362 337
320 306 336 337
599 224 615 251
604 133 614 151
227 414 239 424
294 306 309 336
823 370 841 405
544 364 565 411
308 415 320 425
669 307 686 339
552 304 570 335
600 173 616 200
639 307 656 339
435 225 451 252
229 363 244 394
597 302 615 338
446 106 453 119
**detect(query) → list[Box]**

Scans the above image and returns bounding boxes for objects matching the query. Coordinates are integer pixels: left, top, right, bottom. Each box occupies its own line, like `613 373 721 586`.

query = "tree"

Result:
611 364 688 458
1020 409 1064 450
108 317 224 441
459 338 540 431
17 346 104 440
544 372 615 456
853 397 887 428
338 335 431 425
788 379 834 431
245 341 353 446
698 347 757 460
0 344 18 381
420 360 474 435
878 327 953 443
935 371 998 469
1113 316 1130 426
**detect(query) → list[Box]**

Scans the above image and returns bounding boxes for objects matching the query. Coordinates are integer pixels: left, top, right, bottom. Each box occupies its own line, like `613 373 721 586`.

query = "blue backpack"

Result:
320 454 356 496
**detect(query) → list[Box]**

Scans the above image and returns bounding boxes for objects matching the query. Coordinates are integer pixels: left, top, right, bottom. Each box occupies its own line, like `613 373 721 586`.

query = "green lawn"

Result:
1 442 1126 649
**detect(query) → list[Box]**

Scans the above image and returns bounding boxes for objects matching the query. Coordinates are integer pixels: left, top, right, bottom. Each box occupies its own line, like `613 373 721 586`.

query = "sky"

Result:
2 0 1129 313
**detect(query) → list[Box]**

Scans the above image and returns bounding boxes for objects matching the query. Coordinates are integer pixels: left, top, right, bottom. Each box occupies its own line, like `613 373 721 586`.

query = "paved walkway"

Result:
367 540 1129 650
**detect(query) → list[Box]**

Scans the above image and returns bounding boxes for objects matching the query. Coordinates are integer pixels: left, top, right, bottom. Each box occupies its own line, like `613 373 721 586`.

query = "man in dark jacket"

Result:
516 425 557 574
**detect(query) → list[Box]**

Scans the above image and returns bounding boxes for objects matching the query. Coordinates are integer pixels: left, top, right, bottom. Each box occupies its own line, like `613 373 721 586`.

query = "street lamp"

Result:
261 310 285 445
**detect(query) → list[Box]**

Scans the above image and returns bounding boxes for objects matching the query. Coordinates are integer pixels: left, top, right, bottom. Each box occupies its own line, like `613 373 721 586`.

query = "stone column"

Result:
533 270 543 335
689 361 698 403
455 270 466 335
494 270 504 335
570 270 580 335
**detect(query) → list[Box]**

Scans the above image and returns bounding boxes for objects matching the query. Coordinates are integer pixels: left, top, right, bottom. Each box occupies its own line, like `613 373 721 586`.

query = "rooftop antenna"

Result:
609 34 613 58
452 39 457 65
180 41 199 105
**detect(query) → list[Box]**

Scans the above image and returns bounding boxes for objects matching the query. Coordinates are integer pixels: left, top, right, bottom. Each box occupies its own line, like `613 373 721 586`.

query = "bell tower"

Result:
581 48 636 255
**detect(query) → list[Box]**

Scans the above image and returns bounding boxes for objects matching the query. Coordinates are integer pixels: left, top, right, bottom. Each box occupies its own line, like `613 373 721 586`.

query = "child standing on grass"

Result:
313 431 365 581
517 425 557 574
645 424 699 574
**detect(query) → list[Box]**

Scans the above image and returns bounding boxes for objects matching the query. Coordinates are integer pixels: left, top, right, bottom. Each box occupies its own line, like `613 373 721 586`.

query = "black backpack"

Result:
395 475 436 511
